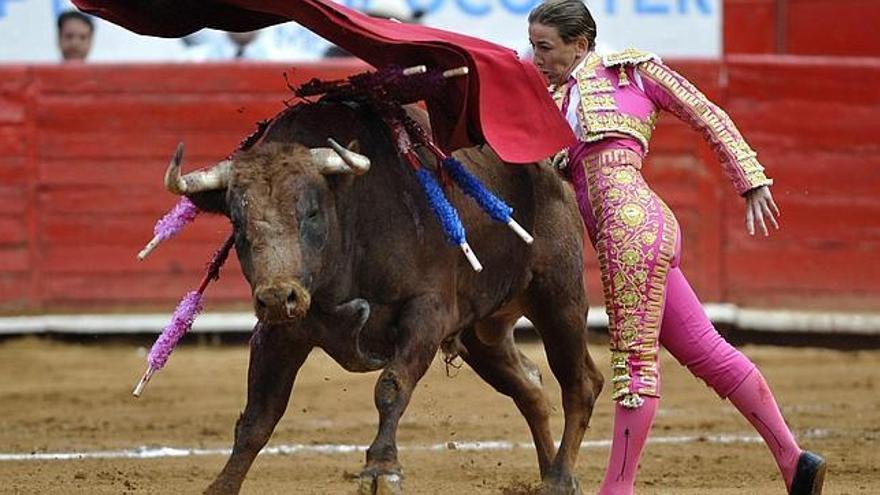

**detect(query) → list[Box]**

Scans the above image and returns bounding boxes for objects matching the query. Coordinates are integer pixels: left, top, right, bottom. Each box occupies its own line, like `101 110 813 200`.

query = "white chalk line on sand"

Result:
0 430 829 462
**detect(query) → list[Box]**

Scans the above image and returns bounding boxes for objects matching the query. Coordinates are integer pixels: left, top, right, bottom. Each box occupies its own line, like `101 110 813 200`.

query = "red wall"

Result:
719 55 880 309
725 0 880 56
0 62 365 313
0 58 878 313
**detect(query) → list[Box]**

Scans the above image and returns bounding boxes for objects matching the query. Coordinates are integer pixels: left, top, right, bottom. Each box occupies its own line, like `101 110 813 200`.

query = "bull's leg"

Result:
459 322 556 476
525 288 603 495
359 294 447 495
205 322 312 495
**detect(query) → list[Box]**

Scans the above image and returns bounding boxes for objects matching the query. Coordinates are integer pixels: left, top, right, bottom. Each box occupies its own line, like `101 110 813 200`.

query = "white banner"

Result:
0 0 720 63
413 0 722 57
0 0 184 62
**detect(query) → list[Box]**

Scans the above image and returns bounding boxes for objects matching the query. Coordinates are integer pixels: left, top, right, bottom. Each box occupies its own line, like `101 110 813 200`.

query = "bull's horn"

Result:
310 140 371 176
310 148 355 175
164 142 232 195
327 138 371 174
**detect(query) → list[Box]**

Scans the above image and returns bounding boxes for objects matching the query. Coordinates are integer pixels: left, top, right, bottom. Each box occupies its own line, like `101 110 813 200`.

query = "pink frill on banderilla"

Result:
137 197 201 260
147 290 204 371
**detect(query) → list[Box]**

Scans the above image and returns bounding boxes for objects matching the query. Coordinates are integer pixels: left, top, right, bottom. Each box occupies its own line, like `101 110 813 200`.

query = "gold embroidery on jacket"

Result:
639 61 772 193
582 93 618 112
569 53 658 151
602 48 659 67
582 111 658 151
581 78 614 94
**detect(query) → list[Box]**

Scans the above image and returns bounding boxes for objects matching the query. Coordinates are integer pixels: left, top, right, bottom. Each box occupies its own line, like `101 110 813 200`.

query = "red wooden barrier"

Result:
0 57 878 314
721 55 880 309
724 0 778 54
725 0 880 57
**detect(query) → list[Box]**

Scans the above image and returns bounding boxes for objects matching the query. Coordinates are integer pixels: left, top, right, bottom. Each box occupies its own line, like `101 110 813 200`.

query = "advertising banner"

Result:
0 0 720 62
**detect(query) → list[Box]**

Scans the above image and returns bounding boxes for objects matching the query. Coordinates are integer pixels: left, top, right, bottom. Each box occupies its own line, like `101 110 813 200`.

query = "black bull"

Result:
176 99 603 494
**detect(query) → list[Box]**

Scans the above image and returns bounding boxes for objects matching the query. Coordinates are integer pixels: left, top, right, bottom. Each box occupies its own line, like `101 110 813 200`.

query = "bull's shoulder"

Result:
450 146 569 196
451 144 500 166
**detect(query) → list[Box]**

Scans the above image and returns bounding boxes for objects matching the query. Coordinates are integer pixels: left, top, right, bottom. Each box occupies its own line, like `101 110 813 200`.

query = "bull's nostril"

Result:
285 291 299 318
254 286 307 319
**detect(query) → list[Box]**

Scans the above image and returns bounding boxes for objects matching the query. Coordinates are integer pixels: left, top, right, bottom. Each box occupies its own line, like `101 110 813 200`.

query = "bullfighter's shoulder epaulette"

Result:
601 48 660 68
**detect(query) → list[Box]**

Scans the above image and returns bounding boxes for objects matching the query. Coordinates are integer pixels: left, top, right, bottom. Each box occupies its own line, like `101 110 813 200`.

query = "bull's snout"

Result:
254 283 312 321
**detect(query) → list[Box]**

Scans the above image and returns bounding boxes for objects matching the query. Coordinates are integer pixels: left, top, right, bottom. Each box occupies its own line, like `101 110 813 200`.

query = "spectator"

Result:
182 30 281 61
364 0 425 23
227 31 261 59
57 10 94 62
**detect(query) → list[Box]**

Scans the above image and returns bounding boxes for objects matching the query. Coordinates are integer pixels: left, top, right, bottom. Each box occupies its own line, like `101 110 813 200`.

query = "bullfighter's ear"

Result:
186 190 229 216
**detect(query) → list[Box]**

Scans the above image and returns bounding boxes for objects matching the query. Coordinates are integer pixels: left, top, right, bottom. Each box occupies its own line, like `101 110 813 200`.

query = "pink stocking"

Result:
728 369 801 489
660 267 801 490
597 397 659 495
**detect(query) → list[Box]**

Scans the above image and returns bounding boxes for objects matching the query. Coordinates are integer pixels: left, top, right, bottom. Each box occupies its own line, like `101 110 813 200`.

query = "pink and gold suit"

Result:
554 49 773 408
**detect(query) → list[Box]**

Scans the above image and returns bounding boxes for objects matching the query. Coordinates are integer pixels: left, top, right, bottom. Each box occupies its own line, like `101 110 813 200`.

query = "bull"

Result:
166 97 603 494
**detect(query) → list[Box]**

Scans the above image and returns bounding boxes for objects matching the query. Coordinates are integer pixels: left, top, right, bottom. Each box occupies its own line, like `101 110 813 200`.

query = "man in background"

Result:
57 10 94 62
183 30 268 61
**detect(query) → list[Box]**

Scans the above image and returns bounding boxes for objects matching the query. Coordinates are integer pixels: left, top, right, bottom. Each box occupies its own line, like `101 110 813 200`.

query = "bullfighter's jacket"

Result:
551 48 772 196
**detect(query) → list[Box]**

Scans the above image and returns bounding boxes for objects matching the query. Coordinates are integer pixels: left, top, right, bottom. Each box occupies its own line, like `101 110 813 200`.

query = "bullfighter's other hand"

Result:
744 185 780 237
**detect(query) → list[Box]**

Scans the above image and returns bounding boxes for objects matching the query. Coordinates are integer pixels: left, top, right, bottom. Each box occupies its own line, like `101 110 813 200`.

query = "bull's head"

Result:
165 137 370 323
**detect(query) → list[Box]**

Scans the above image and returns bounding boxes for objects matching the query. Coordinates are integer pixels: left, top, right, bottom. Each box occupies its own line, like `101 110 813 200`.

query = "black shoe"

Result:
789 451 826 495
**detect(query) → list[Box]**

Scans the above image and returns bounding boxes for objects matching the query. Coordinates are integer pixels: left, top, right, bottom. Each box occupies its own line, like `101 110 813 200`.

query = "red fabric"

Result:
72 0 574 163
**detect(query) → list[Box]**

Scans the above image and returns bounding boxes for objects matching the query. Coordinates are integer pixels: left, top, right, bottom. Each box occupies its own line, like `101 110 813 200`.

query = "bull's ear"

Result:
346 139 361 154
186 191 229 216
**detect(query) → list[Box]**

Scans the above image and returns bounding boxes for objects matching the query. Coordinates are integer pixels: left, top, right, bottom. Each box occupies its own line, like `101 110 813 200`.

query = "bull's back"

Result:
350 143 583 323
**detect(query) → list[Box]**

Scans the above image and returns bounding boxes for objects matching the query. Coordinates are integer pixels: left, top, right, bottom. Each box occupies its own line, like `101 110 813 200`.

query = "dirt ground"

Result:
0 335 877 494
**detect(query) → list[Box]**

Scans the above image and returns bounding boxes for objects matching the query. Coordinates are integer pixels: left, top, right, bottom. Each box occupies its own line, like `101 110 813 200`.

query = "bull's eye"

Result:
297 188 326 250
299 207 327 250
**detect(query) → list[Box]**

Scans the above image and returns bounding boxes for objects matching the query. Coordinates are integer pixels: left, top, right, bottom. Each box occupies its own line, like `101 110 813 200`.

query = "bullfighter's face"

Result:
528 22 589 86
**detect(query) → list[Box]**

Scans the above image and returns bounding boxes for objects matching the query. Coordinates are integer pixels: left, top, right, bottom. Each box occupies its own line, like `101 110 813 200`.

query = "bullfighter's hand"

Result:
744 185 780 236
550 149 568 172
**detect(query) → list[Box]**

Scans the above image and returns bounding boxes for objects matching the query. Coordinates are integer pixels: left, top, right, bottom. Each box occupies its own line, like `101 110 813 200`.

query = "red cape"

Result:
72 0 574 163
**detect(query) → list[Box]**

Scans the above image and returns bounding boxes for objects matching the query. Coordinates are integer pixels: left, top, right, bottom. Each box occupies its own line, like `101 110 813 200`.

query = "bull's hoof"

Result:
538 476 581 495
357 470 403 495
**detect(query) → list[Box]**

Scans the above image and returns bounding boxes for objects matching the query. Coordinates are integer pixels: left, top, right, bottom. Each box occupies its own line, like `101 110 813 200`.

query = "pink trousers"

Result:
567 145 755 407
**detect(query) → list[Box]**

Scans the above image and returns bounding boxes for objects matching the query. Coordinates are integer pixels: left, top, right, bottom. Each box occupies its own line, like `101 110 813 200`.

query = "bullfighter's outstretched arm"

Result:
638 60 773 196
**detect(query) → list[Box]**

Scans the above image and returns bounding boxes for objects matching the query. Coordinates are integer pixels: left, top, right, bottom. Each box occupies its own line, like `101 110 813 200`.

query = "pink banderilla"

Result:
133 233 235 397
137 197 201 260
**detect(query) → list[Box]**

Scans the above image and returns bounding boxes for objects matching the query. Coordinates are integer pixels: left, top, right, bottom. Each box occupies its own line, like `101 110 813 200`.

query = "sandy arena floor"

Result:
0 336 877 494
